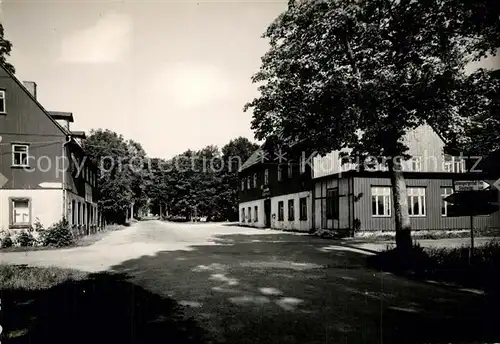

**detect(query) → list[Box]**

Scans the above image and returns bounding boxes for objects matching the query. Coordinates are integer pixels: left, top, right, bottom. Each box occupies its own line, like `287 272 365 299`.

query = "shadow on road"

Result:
2 232 499 343
104 233 499 343
1 273 212 344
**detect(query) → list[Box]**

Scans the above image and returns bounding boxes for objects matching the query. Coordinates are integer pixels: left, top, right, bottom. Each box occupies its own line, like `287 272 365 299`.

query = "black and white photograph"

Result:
0 0 499 343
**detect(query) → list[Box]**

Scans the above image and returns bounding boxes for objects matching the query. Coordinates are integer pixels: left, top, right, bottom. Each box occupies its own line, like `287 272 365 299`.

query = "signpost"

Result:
445 180 499 264
453 180 490 192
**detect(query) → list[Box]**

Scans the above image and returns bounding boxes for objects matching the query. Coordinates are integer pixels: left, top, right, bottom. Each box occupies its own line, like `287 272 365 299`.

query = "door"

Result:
264 199 271 228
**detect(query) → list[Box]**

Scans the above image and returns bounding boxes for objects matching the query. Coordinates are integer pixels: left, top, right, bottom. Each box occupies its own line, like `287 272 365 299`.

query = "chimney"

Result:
23 81 37 99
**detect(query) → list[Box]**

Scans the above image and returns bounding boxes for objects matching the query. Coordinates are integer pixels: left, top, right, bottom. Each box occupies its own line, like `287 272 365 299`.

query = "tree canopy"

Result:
0 23 16 74
146 137 259 221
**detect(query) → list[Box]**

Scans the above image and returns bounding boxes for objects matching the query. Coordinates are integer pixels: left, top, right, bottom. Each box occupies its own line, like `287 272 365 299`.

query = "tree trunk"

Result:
387 158 412 255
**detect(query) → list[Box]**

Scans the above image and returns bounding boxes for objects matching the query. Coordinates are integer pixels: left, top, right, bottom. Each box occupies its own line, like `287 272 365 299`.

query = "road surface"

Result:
1 220 498 343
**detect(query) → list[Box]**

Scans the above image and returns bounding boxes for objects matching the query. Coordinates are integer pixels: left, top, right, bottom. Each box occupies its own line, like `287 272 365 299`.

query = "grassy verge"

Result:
368 240 500 293
0 265 210 343
0 264 88 290
355 228 500 241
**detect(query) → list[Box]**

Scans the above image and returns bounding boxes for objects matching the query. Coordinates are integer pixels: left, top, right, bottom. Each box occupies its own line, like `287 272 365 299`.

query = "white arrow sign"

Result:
454 180 491 192
0 172 8 188
494 178 500 191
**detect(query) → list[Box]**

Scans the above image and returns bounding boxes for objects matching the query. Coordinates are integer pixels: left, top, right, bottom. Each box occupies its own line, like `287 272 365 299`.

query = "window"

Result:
300 155 305 174
253 173 257 188
326 189 339 219
264 169 269 185
248 207 252 222
71 200 76 225
288 199 295 221
277 165 283 181
241 179 245 191
407 187 426 216
77 202 81 225
12 144 29 167
299 197 307 221
0 90 5 113
254 205 258 222
241 208 245 222
441 187 453 217
372 187 391 217
10 198 31 227
288 162 293 178
278 201 284 221
443 155 465 173
247 176 251 189
409 156 422 172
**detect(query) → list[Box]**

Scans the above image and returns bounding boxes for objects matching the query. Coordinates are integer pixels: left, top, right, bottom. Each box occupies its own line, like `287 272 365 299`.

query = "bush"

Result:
17 231 36 247
42 218 74 248
1 234 13 248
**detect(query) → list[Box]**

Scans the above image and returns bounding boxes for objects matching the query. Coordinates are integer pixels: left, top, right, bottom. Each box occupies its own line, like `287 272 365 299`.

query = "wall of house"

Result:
64 142 99 201
239 199 266 228
0 189 62 231
312 124 462 179
313 177 354 231
353 176 500 231
270 191 311 232
238 158 313 204
0 67 67 190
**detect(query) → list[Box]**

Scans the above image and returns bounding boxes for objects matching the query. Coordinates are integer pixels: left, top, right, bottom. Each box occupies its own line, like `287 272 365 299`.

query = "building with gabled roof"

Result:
0 63 102 236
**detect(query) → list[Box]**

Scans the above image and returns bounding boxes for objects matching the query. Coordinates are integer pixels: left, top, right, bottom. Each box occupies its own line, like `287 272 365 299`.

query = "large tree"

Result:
244 0 500 254
83 129 140 224
0 23 15 74
460 69 500 155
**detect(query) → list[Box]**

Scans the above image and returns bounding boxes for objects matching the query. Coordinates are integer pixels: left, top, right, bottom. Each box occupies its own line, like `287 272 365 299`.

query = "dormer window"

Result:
0 90 6 114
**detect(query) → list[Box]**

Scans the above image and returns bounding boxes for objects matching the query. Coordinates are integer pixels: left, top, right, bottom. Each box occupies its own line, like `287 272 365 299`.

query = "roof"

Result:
70 131 86 139
0 63 70 137
0 63 91 154
239 148 263 172
49 111 74 123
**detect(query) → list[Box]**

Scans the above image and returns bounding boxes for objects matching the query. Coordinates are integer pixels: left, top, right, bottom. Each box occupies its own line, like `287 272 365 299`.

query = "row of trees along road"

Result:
82 132 258 224
244 0 500 256
146 138 259 221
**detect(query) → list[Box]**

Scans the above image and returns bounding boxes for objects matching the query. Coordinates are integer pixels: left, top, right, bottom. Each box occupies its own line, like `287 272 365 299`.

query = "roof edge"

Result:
0 63 69 137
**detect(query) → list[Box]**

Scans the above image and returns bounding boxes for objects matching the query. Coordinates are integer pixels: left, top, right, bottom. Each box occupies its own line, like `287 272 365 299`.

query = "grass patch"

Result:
0 264 87 290
368 240 500 293
0 266 211 343
355 228 500 241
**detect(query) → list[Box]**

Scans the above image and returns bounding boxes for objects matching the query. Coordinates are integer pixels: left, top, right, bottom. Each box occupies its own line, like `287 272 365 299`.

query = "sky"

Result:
2 0 287 158
2 1 499 159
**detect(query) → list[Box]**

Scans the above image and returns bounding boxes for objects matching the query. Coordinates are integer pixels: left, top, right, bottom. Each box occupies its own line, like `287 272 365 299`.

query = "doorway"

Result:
264 199 271 228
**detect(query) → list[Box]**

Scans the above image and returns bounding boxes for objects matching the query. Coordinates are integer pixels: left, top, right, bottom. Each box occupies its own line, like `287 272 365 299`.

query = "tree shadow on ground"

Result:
104 233 500 344
1 272 213 344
